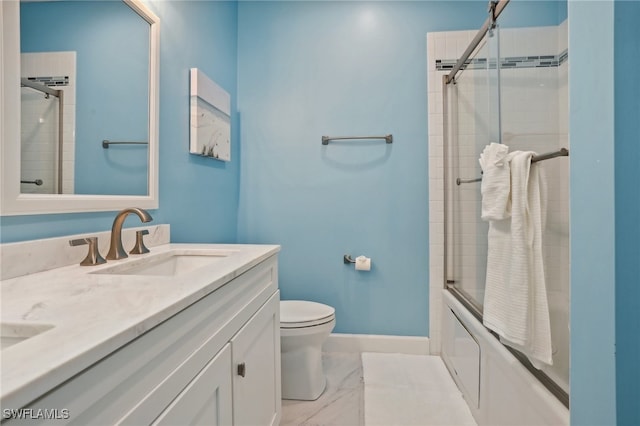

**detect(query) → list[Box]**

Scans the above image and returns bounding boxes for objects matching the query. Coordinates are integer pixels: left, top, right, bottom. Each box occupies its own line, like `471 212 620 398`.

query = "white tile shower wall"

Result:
499 25 559 58
21 52 76 194
427 22 570 375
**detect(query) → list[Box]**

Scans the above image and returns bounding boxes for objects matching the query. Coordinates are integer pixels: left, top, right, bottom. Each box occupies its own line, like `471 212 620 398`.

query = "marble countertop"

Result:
0 243 280 410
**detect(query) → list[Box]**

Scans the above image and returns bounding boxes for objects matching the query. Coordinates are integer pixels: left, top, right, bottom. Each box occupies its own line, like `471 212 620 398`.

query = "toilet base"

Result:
279 305 335 401
281 346 327 400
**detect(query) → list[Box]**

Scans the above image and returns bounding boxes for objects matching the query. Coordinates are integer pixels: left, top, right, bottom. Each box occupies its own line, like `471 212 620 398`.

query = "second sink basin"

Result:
1 322 55 351
92 249 237 277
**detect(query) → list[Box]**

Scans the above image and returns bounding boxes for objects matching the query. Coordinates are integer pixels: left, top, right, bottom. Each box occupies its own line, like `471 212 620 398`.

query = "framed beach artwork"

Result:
189 68 231 161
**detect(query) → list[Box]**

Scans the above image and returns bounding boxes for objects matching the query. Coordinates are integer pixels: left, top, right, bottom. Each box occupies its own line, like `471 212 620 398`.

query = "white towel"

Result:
479 143 511 221
483 151 553 368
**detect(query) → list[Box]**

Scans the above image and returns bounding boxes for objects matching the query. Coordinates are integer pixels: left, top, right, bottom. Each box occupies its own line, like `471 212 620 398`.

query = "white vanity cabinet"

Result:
5 254 281 426
153 344 233 426
231 292 281 426
152 293 281 426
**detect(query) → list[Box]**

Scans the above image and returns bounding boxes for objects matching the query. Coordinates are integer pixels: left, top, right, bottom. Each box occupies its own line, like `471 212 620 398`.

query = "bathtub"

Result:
441 290 569 425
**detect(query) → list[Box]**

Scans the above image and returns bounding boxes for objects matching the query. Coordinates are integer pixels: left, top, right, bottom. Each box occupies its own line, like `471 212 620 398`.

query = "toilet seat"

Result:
280 300 335 329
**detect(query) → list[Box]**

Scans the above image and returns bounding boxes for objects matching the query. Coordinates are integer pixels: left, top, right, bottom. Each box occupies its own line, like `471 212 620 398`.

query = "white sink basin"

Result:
91 249 237 277
1 322 55 351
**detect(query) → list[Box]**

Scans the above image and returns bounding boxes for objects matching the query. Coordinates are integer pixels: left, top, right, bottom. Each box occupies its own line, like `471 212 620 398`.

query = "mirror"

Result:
0 0 159 215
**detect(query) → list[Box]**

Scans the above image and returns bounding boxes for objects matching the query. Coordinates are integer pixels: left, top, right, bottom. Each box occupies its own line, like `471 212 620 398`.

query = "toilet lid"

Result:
280 300 335 328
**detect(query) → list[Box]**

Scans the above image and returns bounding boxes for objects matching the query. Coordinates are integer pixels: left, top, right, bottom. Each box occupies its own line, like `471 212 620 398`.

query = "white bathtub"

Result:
441 290 569 426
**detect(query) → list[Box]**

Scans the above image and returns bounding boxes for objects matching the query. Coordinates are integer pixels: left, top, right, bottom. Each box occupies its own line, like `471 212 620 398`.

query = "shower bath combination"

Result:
20 77 65 194
428 0 571 423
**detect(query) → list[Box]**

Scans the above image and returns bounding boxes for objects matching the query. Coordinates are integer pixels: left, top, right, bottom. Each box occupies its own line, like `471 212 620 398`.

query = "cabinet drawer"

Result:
118 335 233 425
153 344 232 426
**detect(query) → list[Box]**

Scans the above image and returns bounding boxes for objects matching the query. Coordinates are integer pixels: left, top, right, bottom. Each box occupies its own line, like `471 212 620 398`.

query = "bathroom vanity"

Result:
0 239 281 425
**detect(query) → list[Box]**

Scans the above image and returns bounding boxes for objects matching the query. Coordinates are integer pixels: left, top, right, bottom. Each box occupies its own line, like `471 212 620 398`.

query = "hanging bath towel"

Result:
483 151 553 368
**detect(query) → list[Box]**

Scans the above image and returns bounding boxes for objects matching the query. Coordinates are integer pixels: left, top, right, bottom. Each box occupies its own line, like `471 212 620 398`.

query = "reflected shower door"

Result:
21 86 61 194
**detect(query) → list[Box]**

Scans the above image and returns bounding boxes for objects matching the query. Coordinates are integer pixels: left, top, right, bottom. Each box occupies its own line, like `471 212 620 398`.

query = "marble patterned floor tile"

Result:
281 352 364 426
281 352 476 426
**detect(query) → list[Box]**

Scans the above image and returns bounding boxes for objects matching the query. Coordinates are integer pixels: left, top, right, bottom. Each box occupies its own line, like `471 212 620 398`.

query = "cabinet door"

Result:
153 344 233 426
231 291 281 426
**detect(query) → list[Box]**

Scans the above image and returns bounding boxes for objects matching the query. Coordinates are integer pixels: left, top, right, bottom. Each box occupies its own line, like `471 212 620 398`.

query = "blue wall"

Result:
236 0 560 336
21 1 149 196
1 0 239 243
236 0 474 337
147 0 239 243
496 0 566 28
614 1 640 424
569 1 617 424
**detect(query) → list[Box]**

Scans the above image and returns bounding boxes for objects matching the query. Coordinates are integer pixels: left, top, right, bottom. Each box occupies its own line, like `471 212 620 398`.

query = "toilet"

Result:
280 300 336 400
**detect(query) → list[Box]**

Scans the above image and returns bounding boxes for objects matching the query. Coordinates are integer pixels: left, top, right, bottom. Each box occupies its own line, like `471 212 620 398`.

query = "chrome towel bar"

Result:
456 177 482 185
456 147 569 185
322 134 393 145
102 140 149 149
530 147 569 162
20 179 43 186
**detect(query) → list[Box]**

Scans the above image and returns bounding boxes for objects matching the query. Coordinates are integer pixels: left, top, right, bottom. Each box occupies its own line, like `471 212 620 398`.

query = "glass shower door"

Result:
497 24 570 394
445 20 570 398
446 27 501 311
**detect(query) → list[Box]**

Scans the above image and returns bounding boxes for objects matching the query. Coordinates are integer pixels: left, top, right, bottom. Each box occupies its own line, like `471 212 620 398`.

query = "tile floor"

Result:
280 352 476 426
281 352 364 426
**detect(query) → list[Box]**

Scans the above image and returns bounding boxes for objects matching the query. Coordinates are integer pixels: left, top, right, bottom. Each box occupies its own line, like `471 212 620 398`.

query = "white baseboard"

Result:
323 333 430 355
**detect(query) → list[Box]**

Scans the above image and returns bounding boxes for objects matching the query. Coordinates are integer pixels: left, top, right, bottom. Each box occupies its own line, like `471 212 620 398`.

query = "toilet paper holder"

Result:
344 254 372 271
343 254 356 264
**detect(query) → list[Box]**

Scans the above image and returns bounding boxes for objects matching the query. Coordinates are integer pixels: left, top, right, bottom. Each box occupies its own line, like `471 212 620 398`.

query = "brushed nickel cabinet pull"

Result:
237 362 246 377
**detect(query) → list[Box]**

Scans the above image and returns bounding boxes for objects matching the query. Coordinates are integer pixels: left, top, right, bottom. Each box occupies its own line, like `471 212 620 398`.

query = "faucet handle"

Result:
129 229 150 255
69 237 107 266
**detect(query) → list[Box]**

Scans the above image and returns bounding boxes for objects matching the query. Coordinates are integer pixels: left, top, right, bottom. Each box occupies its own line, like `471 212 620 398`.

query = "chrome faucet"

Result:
106 207 153 260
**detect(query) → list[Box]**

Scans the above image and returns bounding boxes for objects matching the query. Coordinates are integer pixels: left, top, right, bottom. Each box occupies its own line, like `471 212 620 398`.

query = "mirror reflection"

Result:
19 0 150 196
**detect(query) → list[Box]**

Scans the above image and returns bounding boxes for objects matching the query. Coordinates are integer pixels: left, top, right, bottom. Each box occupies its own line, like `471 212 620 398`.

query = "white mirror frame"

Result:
0 0 159 216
